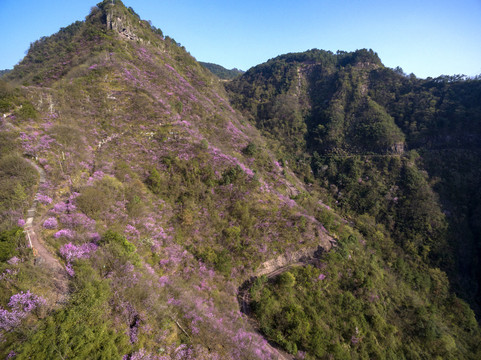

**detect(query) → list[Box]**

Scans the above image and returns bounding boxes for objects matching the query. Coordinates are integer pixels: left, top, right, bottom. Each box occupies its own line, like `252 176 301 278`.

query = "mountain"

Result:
199 62 244 80
0 1 480 359
227 46 481 314
0 70 11 78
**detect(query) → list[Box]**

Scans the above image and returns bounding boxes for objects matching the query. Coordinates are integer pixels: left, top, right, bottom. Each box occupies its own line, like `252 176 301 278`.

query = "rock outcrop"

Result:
105 3 142 41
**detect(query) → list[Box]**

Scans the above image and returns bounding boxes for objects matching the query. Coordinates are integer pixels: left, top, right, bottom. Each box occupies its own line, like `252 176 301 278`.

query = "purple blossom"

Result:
88 232 101 242
43 217 58 229
318 273 326 281
125 349 167 360
36 194 53 205
158 276 170 287
8 291 47 312
1 291 46 331
351 335 360 344
297 351 306 359
129 318 140 343
0 308 22 331
59 212 96 230
7 257 20 265
59 242 97 262
17 219 25 227
65 263 75 277
51 201 74 214
54 229 76 239
86 171 105 185
125 224 140 240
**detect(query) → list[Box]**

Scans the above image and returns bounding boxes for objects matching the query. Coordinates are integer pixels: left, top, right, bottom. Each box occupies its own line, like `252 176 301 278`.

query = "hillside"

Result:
0 1 480 359
227 49 481 356
199 62 244 80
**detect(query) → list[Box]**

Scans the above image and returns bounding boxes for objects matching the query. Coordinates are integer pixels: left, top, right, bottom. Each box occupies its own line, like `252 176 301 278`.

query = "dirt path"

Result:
23 157 69 304
2 114 69 300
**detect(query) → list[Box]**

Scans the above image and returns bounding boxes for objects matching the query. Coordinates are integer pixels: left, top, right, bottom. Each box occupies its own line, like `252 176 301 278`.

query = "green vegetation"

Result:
228 48 481 316
199 62 244 80
0 136 37 230
0 0 480 358
0 70 11 78
4 263 130 359
251 229 481 359
0 227 25 262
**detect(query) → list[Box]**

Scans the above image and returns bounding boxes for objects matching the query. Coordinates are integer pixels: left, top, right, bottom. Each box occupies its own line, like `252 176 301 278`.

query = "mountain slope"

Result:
227 48 481 282
1 2 334 359
199 62 244 80
0 2 480 359
227 49 481 358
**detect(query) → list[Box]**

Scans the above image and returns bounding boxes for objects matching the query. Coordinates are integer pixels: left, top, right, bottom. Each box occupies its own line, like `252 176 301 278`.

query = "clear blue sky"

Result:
1 0 480 78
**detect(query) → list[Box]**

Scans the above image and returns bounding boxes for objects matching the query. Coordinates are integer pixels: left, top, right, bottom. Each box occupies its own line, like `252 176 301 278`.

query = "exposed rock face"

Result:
255 241 333 277
106 4 141 41
390 141 405 154
354 61 380 69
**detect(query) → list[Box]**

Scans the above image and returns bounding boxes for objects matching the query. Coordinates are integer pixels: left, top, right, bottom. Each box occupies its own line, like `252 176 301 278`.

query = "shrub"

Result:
16 102 38 120
53 229 75 239
76 176 123 219
8 264 130 358
145 168 163 195
0 227 24 262
278 272 296 288
100 230 136 254
242 142 257 157
42 217 58 229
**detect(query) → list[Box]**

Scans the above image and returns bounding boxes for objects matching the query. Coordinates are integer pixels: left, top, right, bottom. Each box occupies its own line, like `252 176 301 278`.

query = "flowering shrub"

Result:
51 201 76 214
36 194 53 205
53 229 76 239
65 263 75 277
0 291 46 332
59 242 98 262
8 291 47 313
59 212 96 230
0 308 22 332
88 232 101 242
43 217 58 229
59 242 97 277
7 256 20 265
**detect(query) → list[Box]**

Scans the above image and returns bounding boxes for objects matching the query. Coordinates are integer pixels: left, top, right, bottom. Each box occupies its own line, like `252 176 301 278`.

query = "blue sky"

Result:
1 0 480 78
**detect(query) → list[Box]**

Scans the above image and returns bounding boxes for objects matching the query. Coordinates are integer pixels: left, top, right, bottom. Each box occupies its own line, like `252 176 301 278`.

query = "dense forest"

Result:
0 1 480 359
